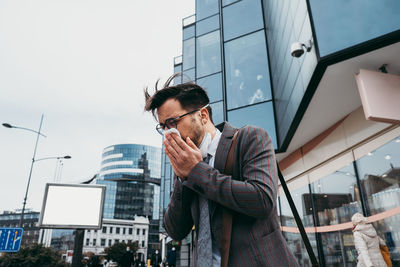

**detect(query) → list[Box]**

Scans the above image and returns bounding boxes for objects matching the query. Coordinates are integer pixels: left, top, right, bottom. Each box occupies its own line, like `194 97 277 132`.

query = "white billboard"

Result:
38 183 106 229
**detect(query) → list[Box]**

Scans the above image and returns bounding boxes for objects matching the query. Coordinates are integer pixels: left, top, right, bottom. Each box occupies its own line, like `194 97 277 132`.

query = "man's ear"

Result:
200 107 209 124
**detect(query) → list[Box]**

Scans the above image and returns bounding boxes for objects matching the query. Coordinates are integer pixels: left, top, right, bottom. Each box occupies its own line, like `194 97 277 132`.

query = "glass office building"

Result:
162 0 400 266
97 144 162 255
98 144 161 220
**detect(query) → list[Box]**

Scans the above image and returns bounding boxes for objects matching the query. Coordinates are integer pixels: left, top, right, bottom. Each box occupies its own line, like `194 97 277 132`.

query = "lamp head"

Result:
63 156 72 159
2 123 13 128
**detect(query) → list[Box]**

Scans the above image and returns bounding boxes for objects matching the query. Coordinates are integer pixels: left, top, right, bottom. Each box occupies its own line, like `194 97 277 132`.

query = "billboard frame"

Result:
38 183 106 230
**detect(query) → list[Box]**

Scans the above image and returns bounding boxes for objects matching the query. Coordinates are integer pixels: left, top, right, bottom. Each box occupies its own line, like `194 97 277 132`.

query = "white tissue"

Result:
164 128 181 137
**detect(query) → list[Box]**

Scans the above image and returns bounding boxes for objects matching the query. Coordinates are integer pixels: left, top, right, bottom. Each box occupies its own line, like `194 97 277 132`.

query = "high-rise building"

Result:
161 0 400 266
97 144 161 257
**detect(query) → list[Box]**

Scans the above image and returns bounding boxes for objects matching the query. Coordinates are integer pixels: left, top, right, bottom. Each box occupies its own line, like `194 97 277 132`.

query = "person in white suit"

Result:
352 213 387 267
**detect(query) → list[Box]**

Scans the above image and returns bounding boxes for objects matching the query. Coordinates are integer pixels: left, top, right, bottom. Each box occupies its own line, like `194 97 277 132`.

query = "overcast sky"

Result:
0 0 194 213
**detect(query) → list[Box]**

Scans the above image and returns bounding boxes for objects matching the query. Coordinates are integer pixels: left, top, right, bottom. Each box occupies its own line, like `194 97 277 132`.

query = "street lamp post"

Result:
35 155 72 182
3 115 46 228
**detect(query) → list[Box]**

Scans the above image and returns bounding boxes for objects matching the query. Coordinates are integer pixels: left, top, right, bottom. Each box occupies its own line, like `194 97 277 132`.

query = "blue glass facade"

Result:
309 0 400 57
179 0 278 146
263 0 318 148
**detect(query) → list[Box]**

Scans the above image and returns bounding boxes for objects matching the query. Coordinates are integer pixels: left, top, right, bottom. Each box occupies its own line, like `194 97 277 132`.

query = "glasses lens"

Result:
156 125 164 135
165 119 177 129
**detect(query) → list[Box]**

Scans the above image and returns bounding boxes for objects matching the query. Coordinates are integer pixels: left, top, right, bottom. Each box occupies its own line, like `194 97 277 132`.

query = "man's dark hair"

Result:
144 73 213 122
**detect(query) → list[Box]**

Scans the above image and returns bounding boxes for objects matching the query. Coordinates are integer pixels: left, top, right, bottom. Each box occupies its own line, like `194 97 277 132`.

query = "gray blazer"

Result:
164 122 299 266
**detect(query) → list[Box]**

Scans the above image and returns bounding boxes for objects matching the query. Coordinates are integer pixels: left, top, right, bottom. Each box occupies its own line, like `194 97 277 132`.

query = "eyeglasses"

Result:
156 104 209 135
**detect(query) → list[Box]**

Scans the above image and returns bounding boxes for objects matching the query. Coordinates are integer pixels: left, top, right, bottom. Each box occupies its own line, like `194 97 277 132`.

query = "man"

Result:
167 247 176 267
121 246 134 267
144 75 299 266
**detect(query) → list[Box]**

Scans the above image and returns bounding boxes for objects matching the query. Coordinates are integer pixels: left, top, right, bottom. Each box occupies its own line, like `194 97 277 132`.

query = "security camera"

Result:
291 40 312 58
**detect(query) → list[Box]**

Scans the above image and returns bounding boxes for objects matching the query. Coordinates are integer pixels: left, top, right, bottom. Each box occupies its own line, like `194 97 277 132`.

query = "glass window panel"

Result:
356 136 400 214
225 31 272 109
210 101 224 125
309 0 400 56
356 135 400 263
196 0 219 21
227 102 277 148
183 38 195 70
196 30 221 78
310 164 362 266
182 68 195 83
280 185 318 266
197 72 223 103
310 164 362 225
196 14 220 36
173 65 182 85
223 0 264 41
183 25 195 40
222 0 239 6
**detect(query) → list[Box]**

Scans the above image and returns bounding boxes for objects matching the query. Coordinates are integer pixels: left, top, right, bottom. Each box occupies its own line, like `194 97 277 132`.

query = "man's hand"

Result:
164 133 202 180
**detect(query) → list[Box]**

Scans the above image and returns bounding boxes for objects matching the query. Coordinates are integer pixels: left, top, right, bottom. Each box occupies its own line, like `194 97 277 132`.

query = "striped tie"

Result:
197 154 213 267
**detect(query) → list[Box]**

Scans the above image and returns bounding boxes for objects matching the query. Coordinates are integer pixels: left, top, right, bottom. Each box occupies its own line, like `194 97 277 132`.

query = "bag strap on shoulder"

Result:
220 131 238 267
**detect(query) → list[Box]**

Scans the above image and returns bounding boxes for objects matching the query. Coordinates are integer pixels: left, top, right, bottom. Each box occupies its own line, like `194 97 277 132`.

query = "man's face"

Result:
157 98 204 147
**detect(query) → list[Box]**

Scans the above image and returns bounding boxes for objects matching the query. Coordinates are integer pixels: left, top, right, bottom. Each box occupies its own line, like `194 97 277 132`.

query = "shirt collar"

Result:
208 128 221 158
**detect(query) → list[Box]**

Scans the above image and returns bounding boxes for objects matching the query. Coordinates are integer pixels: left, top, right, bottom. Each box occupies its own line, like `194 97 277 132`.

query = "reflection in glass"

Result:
310 164 361 266
196 0 219 21
196 30 221 78
223 0 264 41
197 72 223 103
227 102 276 148
183 38 195 70
356 136 400 264
225 30 271 109
183 25 195 40
309 0 400 56
196 14 220 37
210 101 223 125
280 185 318 266
310 164 362 226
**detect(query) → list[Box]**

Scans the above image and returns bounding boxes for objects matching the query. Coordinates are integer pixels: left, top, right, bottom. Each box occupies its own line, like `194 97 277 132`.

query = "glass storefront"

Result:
279 131 400 266
309 164 361 266
356 136 400 263
279 181 318 266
